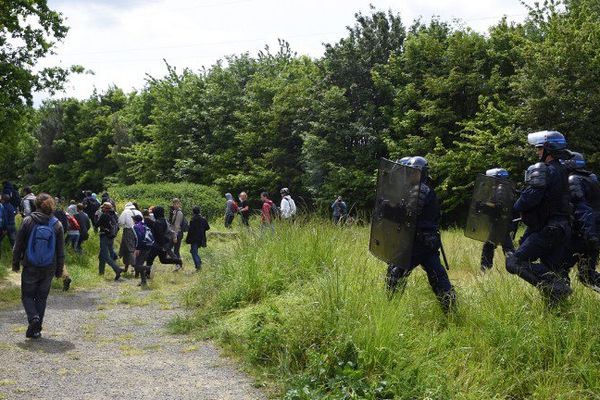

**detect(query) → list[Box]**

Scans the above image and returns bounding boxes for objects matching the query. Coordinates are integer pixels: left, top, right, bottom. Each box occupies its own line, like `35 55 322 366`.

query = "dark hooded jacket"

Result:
186 214 210 247
147 206 171 248
12 211 65 277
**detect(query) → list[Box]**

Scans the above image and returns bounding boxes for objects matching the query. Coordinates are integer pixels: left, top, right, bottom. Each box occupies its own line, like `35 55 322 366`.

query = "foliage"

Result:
178 221 600 399
4 0 600 223
109 182 224 220
0 0 81 180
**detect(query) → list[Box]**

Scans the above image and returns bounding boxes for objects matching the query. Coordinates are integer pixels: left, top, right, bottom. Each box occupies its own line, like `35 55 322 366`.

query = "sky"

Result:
36 0 528 103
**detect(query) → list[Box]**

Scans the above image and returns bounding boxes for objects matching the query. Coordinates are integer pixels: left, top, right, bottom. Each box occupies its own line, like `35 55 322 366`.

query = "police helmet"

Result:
485 168 509 178
397 156 411 165
406 156 428 171
527 130 567 152
560 151 586 171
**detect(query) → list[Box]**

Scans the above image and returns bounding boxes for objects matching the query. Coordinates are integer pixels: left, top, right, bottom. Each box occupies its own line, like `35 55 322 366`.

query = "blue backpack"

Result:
26 217 58 268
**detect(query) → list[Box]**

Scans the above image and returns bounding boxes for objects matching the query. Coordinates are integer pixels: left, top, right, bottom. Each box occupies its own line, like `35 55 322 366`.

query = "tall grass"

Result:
178 219 600 399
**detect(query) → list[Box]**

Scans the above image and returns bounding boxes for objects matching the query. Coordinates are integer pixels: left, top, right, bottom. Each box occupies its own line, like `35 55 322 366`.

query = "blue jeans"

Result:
66 233 80 251
99 235 121 274
190 243 202 269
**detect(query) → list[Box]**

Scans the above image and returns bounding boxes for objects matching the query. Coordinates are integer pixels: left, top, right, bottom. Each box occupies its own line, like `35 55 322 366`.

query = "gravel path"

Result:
0 280 265 400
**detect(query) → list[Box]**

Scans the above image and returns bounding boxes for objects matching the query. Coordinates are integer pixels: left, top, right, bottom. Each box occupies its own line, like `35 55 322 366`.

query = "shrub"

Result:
108 182 224 220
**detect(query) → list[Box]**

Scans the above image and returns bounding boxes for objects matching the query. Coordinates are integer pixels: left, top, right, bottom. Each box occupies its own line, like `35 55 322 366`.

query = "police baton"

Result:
439 237 450 270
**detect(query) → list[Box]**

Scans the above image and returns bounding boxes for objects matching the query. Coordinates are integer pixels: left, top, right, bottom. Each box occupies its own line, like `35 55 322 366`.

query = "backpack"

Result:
172 209 189 233
181 215 189 232
231 201 239 214
142 225 155 247
101 212 119 238
269 201 280 219
26 217 58 268
67 215 80 231
283 197 297 217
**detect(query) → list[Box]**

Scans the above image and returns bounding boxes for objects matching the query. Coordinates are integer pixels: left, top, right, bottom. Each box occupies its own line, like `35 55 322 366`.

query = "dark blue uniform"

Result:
508 159 571 290
387 179 454 312
563 172 600 287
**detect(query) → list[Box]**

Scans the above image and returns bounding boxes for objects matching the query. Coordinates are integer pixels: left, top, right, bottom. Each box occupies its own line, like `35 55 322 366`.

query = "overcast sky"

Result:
36 0 528 103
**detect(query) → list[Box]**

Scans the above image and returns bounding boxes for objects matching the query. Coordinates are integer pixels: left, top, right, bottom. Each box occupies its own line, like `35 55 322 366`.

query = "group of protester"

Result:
221 187 350 226
223 188 298 229
4 187 211 339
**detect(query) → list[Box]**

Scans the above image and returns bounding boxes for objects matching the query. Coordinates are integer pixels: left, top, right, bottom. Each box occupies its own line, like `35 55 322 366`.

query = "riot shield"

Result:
464 174 516 244
369 158 422 267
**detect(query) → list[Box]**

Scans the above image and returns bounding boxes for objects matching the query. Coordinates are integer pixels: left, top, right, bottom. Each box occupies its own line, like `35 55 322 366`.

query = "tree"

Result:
0 0 79 180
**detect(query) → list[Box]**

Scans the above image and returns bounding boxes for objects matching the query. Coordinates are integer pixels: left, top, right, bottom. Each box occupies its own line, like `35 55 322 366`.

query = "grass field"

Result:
2 214 600 399
173 219 600 399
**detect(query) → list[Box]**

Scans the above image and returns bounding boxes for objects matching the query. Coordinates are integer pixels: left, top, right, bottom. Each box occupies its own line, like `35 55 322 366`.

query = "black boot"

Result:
26 317 42 339
386 264 409 297
437 288 457 314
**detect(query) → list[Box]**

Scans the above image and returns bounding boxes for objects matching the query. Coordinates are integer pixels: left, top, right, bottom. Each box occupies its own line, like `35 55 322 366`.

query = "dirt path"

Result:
0 276 265 400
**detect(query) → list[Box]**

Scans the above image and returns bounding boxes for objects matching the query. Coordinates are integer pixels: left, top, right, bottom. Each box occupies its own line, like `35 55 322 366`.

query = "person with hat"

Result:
97 202 124 280
118 202 142 274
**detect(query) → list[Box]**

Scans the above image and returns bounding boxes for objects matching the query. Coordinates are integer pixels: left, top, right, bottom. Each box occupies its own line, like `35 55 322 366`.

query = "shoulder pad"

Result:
524 162 547 188
568 174 585 201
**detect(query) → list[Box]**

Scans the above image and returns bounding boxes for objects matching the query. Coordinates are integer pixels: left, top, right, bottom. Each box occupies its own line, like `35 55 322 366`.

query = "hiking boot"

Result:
115 268 124 281
63 276 72 291
541 279 572 306
438 288 457 314
26 317 41 339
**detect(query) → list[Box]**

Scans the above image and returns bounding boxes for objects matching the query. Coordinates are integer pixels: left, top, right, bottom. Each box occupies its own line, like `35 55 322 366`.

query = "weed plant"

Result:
177 218 600 399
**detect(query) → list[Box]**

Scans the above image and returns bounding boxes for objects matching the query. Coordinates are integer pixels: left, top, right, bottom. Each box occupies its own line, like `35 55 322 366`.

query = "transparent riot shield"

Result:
369 158 422 267
464 174 516 244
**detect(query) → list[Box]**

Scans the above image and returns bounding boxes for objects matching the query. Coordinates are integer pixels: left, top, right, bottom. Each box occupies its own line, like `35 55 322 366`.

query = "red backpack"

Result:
231 201 239 214
67 215 80 231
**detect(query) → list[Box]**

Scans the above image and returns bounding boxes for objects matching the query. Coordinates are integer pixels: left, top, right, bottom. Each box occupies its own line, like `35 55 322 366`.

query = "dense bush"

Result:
177 222 600 399
109 182 224 220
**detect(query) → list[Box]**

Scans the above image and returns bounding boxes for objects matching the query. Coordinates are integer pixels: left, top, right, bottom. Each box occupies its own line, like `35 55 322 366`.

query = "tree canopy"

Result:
5 0 600 223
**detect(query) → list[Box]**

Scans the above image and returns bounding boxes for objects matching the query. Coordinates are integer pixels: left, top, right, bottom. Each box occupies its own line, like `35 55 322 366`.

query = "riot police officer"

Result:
505 131 572 302
561 151 600 291
480 168 516 271
386 156 456 313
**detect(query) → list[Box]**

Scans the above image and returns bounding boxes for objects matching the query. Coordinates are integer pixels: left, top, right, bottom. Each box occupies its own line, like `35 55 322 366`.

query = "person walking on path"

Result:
82 191 100 232
238 192 250 227
118 202 142 274
132 214 153 287
0 194 17 253
186 206 210 271
260 192 275 232
97 202 124 280
146 206 182 274
12 193 65 339
170 199 186 260
224 193 237 228
21 187 36 217
64 204 81 251
74 203 91 253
